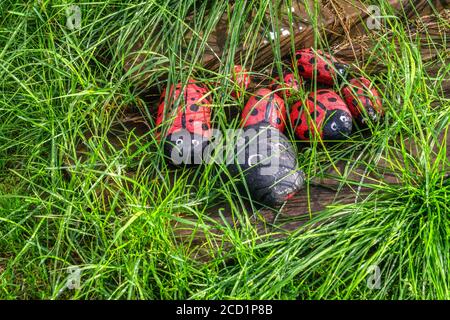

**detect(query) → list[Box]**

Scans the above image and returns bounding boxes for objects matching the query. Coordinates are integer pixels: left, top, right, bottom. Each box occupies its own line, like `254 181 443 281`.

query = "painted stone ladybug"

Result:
341 77 383 124
270 73 302 97
295 48 349 85
228 124 305 207
156 79 212 165
228 88 303 207
241 88 286 131
231 65 251 99
290 89 353 140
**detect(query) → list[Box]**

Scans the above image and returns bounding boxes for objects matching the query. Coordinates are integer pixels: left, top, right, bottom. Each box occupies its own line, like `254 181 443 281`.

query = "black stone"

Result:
228 124 304 207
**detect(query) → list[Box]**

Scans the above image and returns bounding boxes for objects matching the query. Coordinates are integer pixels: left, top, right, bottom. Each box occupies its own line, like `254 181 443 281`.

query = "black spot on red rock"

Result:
310 110 320 118
303 130 310 139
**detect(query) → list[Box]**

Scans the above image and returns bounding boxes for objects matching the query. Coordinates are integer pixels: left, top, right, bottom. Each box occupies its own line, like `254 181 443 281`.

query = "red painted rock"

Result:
342 77 383 124
157 79 212 165
290 89 353 140
241 88 286 131
270 73 302 97
231 65 251 99
295 48 348 85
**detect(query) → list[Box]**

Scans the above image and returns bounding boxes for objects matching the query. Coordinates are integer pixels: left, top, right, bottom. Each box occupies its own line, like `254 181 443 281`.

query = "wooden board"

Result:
122 0 448 88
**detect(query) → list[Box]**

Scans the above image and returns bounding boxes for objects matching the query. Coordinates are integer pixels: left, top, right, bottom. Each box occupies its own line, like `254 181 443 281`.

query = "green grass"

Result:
0 0 449 299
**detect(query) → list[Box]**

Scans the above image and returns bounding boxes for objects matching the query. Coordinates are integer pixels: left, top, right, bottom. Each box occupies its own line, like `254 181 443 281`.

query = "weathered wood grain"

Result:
123 0 448 88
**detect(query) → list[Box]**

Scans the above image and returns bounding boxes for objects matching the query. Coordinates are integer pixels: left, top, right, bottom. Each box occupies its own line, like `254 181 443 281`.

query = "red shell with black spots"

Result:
341 77 383 123
295 48 348 85
241 88 286 131
270 73 302 97
231 65 251 99
290 89 353 140
156 79 212 138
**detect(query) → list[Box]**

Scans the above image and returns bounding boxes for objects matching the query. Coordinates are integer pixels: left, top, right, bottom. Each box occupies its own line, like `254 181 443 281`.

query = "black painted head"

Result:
333 62 349 84
334 62 349 77
164 129 208 166
322 109 352 140
363 105 378 124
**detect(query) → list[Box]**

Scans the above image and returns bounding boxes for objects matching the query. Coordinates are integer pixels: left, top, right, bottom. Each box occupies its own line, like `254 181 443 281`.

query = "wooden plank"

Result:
123 1 447 88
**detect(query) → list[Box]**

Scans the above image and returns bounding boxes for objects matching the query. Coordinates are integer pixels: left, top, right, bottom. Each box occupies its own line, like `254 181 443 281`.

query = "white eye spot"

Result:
269 32 276 40
299 25 303 31
248 154 263 166
263 39 269 45
192 139 199 147
176 138 183 146
331 122 337 131
290 6 295 12
340 115 349 123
